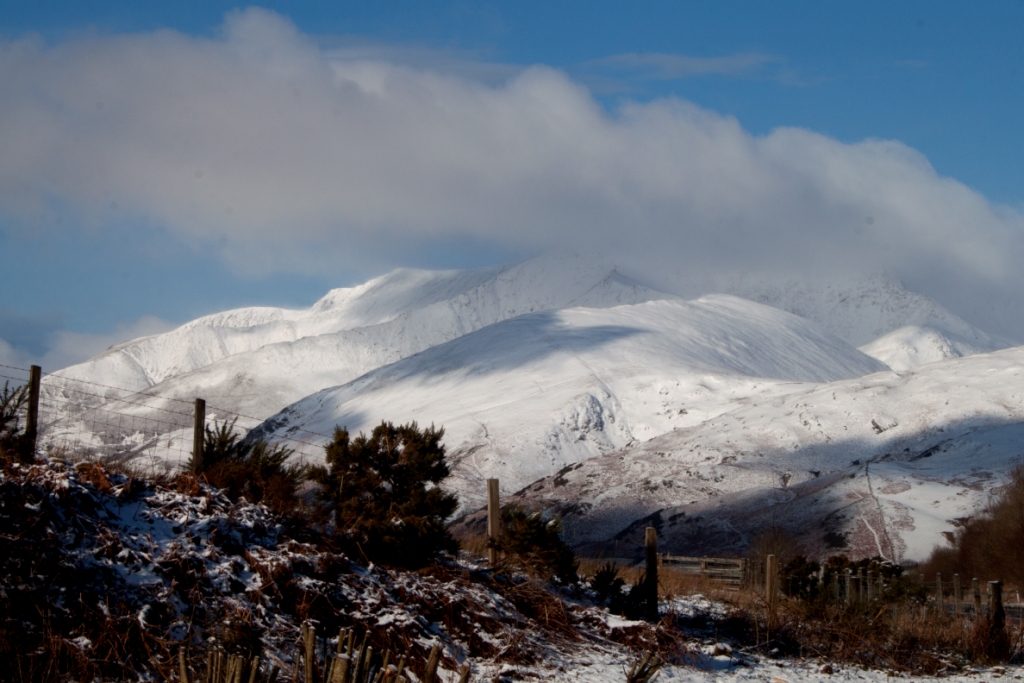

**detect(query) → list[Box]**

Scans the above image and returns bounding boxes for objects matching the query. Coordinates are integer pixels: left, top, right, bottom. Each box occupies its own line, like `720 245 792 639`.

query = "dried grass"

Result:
714 587 1021 674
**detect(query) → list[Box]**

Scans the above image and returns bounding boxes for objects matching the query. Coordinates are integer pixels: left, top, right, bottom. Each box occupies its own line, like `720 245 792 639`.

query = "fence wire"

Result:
1 363 332 473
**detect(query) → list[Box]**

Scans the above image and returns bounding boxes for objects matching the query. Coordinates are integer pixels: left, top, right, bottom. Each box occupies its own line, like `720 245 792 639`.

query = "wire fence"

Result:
1 363 332 474
745 555 1022 625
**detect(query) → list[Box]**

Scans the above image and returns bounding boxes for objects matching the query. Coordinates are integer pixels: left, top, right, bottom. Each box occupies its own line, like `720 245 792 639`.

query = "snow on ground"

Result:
2 459 1018 682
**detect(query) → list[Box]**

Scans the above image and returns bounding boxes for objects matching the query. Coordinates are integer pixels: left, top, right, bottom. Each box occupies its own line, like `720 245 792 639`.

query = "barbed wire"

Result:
44 384 198 419
0 363 31 373
2 361 332 465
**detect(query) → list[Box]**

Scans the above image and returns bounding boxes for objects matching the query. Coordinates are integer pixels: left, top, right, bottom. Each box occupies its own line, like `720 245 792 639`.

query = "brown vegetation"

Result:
923 462 1024 590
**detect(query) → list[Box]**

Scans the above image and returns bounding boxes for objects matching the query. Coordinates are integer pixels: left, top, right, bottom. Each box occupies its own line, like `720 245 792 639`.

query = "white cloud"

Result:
0 316 174 372
1 8 1023 337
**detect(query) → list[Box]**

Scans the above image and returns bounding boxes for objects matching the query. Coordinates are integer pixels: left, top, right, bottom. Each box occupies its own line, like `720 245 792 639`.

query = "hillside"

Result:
858 324 1000 371
496 345 1024 562
253 295 886 508
46 256 671 426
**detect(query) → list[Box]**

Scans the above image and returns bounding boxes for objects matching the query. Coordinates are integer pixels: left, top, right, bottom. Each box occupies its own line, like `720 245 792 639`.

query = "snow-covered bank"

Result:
2 458 1018 682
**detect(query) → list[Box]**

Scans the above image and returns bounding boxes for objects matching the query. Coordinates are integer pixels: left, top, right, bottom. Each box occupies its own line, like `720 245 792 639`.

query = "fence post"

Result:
953 574 962 617
936 573 943 614
192 398 206 473
486 478 500 566
844 569 853 606
989 581 1005 637
973 578 982 616
645 527 659 621
23 365 41 463
765 554 778 611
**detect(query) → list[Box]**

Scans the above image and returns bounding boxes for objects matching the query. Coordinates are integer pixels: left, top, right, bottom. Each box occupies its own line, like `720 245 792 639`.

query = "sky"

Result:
1 1 1023 369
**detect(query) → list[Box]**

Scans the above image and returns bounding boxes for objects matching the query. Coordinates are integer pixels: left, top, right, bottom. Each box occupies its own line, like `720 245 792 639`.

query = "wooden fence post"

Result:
936 573 943 614
192 398 206 473
844 569 852 606
989 581 1005 636
303 622 315 683
23 365 41 463
765 554 778 611
645 527 659 621
953 574 962 617
973 578 982 616
487 478 500 566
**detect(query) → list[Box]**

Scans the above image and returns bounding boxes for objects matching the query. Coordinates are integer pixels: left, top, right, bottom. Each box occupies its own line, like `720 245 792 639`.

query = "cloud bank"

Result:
1 8 1023 338
0 314 173 371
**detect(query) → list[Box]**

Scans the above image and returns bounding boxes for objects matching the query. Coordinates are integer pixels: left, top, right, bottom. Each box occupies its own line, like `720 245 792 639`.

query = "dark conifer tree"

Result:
313 421 459 567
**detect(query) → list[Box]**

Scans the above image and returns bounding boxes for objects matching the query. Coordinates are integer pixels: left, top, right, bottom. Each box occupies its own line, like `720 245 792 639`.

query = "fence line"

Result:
2 363 333 472
661 554 748 591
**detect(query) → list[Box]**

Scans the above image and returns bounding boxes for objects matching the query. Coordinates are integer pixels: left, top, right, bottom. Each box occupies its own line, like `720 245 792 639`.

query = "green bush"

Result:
590 562 626 604
494 505 578 584
586 562 648 618
190 418 304 513
311 421 459 568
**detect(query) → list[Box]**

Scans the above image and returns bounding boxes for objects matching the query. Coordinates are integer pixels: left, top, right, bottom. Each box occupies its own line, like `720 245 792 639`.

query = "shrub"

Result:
590 562 626 604
494 505 578 584
311 421 459 568
0 380 29 463
190 418 305 513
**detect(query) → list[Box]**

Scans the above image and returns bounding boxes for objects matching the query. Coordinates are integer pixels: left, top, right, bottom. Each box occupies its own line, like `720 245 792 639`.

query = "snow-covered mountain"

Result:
666 272 1000 349
858 324 999 371
45 253 1023 561
251 295 887 504
47 255 671 423
494 345 1024 562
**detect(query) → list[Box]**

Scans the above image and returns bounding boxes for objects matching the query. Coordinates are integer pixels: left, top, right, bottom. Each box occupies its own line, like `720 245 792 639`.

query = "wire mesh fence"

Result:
1 363 331 473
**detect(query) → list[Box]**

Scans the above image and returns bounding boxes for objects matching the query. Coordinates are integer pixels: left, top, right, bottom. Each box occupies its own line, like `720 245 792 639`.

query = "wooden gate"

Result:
660 555 749 591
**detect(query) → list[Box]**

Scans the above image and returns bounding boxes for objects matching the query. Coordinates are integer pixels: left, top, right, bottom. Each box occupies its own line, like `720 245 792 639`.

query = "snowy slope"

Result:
52 265 505 392
858 324 999 371
253 296 886 507
45 257 673 424
501 345 1024 562
48 254 995 426
659 272 1002 349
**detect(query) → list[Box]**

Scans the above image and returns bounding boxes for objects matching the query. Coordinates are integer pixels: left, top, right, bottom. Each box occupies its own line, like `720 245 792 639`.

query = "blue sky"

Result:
1 1 1023 368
